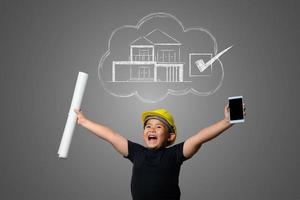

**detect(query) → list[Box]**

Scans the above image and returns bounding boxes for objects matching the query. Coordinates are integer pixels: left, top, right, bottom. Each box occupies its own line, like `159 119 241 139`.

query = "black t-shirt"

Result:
124 140 188 200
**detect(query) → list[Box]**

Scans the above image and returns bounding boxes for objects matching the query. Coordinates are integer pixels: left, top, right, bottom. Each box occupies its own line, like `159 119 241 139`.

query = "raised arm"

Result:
183 105 245 159
74 109 128 157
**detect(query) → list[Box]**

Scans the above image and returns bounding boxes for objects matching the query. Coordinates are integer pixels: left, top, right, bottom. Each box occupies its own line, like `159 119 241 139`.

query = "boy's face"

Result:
143 118 172 150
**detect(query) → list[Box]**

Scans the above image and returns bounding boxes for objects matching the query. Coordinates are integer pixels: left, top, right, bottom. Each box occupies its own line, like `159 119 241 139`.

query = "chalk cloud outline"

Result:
98 12 226 103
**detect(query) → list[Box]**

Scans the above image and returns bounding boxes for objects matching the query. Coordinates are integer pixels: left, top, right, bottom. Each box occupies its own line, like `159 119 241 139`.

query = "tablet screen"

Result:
229 97 244 121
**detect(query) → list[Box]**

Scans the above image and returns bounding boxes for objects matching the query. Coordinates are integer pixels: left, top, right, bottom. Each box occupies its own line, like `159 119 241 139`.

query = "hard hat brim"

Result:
141 111 176 135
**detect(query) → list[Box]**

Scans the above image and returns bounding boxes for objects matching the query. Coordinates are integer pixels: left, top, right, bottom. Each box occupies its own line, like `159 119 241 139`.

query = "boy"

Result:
74 105 245 200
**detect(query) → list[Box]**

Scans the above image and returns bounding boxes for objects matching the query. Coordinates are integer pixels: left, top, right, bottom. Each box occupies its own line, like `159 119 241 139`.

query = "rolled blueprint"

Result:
58 71 88 159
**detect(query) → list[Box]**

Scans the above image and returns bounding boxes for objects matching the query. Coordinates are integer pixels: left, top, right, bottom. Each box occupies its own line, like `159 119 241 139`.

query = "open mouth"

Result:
148 134 157 141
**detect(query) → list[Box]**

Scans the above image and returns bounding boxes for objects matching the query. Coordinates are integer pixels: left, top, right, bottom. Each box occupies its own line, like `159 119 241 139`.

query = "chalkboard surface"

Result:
1 0 299 199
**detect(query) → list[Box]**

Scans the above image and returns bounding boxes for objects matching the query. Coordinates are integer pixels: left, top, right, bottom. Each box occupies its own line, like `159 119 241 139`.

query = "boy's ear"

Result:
168 133 176 142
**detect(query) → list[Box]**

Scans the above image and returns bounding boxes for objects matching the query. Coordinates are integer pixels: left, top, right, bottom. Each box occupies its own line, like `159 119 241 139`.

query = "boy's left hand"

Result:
224 105 230 122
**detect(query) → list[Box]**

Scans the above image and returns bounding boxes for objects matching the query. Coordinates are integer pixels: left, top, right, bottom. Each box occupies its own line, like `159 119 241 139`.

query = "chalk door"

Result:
138 67 150 80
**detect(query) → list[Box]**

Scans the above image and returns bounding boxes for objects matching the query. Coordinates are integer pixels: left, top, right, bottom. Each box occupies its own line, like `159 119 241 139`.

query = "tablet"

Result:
228 96 244 123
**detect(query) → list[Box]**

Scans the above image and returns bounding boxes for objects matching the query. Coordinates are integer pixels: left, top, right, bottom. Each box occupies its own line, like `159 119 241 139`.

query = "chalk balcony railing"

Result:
131 55 153 61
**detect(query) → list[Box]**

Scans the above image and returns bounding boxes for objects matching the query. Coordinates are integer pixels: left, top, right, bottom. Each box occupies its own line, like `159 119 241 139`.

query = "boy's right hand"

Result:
74 109 87 125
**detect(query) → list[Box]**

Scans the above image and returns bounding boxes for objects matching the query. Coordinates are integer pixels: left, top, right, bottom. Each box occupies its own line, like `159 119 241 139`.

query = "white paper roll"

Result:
58 71 88 159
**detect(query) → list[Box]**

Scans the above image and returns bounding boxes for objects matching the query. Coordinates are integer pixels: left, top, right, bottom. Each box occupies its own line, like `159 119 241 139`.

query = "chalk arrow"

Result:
195 45 233 72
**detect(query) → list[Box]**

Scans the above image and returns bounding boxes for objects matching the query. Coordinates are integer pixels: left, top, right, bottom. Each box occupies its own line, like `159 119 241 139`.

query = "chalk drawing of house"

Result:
112 29 184 82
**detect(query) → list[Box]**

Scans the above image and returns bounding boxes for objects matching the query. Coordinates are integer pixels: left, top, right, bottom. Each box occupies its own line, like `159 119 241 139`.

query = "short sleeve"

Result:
124 140 144 163
173 142 189 164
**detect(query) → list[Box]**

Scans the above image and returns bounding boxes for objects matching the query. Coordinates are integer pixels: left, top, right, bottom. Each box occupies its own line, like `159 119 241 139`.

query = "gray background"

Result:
1 0 299 199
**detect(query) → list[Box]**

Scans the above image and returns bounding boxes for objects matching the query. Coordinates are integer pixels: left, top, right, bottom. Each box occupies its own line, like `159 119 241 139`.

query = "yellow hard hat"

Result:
142 109 177 144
